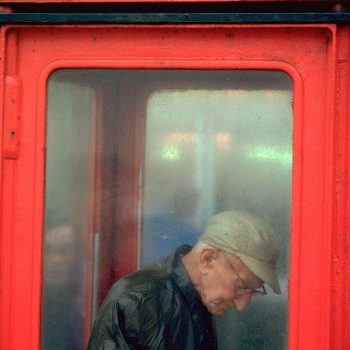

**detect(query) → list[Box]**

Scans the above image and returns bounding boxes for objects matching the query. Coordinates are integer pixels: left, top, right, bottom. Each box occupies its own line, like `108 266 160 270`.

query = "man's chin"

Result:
207 305 231 316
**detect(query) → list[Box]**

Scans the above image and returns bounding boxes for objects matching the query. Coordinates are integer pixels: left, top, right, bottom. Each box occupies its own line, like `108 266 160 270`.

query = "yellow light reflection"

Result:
215 132 231 151
166 132 197 145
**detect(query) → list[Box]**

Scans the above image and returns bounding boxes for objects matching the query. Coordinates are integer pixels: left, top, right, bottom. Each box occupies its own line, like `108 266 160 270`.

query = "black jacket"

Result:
88 245 217 349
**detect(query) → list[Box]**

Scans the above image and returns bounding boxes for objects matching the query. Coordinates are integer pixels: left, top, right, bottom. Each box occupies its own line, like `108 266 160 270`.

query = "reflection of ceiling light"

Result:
215 132 231 150
248 147 292 166
160 146 181 161
226 90 249 99
263 90 288 99
165 133 197 145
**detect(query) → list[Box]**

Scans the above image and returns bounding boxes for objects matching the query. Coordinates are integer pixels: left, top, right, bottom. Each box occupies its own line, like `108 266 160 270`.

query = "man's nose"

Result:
234 293 253 311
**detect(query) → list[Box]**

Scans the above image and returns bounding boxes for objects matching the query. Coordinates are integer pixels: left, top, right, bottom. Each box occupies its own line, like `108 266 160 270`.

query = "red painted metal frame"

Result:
331 26 350 350
0 24 349 350
2 0 341 3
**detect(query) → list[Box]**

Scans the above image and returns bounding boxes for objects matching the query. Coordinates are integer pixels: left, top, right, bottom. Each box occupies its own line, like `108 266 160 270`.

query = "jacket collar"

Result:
166 245 203 311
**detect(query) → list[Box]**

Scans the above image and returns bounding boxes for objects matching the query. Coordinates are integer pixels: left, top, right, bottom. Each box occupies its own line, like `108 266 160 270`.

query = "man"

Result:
88 210 281 349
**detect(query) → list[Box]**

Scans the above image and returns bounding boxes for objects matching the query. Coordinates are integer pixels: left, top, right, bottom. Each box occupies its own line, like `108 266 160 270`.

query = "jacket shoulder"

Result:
106 267 181 307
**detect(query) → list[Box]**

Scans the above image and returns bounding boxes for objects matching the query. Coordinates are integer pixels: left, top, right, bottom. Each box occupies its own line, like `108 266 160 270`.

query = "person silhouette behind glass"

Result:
42 222 85 350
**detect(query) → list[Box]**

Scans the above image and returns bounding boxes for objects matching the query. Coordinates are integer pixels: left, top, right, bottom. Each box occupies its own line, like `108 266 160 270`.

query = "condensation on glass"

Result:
43 69 292 350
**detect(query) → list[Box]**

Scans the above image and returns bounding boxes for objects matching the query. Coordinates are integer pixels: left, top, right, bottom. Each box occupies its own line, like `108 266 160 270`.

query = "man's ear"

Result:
199 247 220 274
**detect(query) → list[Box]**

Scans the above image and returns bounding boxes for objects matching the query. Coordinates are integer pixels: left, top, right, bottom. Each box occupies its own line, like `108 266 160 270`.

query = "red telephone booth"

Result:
0 1 350 349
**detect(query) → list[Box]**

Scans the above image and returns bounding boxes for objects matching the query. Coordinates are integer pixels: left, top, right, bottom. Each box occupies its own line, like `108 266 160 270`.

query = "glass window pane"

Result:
42 75 95 350
142 71 292 349
43 69 291 350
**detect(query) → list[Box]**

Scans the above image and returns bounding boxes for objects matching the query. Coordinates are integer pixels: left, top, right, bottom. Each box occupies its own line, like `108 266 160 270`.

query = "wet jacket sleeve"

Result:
87 296 132 350
87 286 192 350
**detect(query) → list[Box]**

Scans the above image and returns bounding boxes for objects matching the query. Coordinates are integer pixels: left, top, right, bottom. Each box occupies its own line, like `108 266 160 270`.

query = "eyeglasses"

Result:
220 250 267 297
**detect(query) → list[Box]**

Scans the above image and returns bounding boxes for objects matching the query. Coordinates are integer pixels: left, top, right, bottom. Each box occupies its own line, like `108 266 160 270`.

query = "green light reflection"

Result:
160 146 181 161
248 147 292 166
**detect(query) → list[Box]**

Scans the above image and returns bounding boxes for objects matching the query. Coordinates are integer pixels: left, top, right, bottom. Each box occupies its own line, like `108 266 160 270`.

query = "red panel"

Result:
330 25 350 350
0 24 349 350
1 0 336 3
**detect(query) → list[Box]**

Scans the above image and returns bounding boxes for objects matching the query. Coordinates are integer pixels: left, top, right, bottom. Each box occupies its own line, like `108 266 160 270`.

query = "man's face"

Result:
198 249 263 316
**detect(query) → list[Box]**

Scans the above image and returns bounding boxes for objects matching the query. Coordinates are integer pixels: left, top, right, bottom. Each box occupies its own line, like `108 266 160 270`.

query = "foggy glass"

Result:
42 76 95 349
43 69 291 350
143 72 292 349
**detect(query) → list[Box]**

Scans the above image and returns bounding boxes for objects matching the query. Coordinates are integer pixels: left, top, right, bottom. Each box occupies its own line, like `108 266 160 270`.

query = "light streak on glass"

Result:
248 146 292 166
